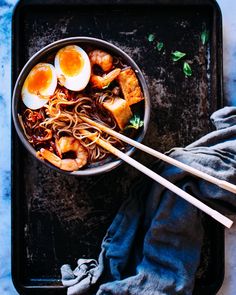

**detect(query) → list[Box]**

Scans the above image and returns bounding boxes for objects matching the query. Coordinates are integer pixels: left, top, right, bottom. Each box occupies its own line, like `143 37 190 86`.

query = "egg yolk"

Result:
59 46 84 77
27 64 52 95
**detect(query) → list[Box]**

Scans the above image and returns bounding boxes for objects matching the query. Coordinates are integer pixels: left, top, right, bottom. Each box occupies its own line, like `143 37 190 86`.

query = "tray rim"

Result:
11 0 225 294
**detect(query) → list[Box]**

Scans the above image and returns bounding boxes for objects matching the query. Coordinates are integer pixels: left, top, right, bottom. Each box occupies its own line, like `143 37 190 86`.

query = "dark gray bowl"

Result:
12 37 150 176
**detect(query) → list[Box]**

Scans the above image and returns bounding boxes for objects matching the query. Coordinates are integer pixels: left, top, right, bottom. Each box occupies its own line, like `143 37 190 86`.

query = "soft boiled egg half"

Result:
21 63 57 109
54 45 91 91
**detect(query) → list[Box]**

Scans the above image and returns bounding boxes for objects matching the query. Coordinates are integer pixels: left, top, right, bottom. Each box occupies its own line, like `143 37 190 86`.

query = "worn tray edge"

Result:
11 0 225 294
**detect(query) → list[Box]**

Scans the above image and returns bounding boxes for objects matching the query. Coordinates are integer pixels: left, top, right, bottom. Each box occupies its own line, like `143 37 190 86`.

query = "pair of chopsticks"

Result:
80 116 235 228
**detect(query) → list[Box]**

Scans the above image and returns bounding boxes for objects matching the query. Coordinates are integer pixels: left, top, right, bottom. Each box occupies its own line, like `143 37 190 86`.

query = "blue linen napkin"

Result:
61 106 236 295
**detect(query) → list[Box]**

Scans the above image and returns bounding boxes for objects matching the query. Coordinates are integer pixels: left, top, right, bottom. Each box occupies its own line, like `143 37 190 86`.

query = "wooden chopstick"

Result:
80 129 233 228
81 116 236 195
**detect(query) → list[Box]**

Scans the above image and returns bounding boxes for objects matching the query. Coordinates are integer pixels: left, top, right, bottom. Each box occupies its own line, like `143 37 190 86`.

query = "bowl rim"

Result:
12 36 151 176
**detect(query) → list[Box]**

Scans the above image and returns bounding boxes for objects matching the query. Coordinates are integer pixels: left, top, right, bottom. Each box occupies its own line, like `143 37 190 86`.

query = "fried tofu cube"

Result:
118 68 144 106
103 98 132 130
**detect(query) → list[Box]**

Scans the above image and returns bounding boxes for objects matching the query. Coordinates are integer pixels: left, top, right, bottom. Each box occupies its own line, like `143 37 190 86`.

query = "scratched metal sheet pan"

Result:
12 0 224 294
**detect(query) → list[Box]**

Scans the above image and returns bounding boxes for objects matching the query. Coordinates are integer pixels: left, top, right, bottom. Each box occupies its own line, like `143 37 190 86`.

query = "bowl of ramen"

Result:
12 37 150 175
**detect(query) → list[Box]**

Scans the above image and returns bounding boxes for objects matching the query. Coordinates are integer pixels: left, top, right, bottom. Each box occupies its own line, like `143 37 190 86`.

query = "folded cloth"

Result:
61 106 236 295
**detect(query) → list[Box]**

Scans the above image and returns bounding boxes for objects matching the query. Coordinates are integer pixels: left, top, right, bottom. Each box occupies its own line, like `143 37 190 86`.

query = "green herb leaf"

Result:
156 42 164 51
183 62 192 77
171 51 186 62
125 115 144 130
147 34 155 42
201 29 209 45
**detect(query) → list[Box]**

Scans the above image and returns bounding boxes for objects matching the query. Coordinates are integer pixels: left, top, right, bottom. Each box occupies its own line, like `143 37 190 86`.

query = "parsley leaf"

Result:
156 42 164 51
183 62 192 77
201 29 209 45
148 34 155 42
171 51 186 62
125 115 144 130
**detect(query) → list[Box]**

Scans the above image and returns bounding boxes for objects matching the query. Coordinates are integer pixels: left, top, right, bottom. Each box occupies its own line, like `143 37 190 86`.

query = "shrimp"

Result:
90 68 121 89
89 49 113 72
39 136 88 171
88 49 121 89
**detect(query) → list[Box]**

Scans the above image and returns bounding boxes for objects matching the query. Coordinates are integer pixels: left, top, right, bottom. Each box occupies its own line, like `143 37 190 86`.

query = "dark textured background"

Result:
12 1 224 293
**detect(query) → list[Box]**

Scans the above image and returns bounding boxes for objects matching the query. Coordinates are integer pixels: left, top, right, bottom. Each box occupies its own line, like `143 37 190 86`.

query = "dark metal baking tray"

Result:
12 0 224 294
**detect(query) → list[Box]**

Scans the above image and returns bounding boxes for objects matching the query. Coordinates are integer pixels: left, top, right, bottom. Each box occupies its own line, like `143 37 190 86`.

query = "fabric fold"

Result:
61 107 236 295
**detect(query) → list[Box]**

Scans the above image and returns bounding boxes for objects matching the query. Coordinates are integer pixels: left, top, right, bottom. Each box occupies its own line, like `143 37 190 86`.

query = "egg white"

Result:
54 45 91 91
22 63 57 110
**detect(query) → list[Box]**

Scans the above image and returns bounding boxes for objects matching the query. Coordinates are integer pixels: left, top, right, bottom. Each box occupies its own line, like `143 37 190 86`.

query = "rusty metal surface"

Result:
12 1 224 294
